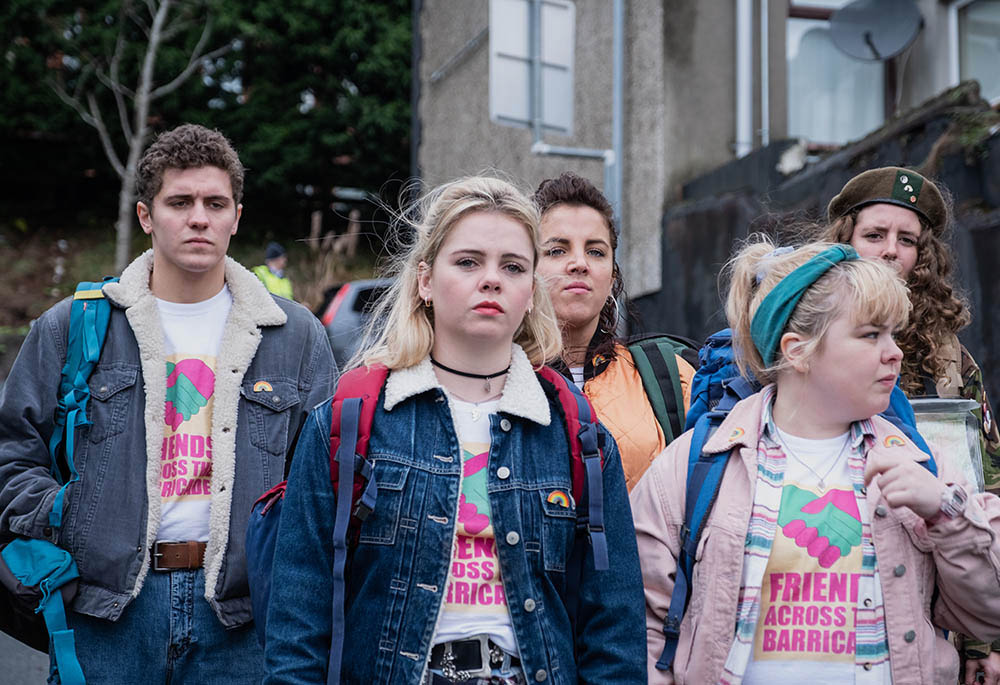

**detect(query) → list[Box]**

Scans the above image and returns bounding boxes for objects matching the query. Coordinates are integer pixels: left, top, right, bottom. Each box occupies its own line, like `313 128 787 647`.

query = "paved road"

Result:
0 632 48 684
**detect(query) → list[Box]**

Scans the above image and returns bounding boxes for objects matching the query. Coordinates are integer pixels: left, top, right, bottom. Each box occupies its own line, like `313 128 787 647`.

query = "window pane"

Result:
960 0 1000 102
787 17 885 144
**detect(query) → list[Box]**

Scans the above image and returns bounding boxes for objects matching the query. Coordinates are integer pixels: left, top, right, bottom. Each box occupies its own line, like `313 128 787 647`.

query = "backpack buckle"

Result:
352 501 374 522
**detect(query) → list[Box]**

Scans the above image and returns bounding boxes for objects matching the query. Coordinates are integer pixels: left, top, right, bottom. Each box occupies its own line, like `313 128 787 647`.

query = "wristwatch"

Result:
936 483 969 520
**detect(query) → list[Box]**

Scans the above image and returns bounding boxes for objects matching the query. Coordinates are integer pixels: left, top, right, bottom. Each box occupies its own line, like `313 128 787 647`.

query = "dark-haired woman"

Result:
535 172 694 490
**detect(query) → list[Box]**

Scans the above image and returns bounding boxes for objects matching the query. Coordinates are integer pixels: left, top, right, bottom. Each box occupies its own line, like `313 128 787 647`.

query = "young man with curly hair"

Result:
0 124 336 682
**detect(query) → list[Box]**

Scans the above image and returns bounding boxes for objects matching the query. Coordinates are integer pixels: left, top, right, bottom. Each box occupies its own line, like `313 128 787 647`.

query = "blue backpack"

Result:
0 278 118 685
656 327 937 672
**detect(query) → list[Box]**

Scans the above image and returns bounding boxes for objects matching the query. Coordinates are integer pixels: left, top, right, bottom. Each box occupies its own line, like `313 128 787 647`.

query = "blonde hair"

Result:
725 235 911 384
352 176 563 370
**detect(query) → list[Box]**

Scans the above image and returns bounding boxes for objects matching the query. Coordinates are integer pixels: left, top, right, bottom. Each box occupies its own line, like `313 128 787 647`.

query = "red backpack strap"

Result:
328 364 389 519
537 366 609 571
326 363 389 685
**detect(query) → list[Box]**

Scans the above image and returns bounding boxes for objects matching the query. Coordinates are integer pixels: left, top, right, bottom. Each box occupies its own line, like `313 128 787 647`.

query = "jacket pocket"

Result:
241 379 298 456
358 459 409 545
539 488 576 572
86 365 139 444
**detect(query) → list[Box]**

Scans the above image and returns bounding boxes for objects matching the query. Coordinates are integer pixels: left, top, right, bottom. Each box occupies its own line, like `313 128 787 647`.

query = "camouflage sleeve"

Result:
959 345 1000 494
956 346 1000 660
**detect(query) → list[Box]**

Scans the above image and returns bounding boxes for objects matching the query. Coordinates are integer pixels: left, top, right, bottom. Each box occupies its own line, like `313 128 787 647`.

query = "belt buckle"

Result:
152 540 179 572
440 635 493 681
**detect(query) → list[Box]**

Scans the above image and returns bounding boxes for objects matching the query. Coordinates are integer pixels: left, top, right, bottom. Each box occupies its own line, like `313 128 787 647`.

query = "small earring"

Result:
424 298 432 309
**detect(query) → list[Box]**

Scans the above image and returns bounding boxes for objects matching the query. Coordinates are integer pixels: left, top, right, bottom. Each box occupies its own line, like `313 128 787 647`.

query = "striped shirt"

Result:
719 385 891 684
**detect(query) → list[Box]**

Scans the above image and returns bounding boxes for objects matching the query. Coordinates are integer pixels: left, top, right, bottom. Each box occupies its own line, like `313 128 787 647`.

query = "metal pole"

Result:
611 0 624 232
531 0 543 144
760 0 770 146
735 0 753 157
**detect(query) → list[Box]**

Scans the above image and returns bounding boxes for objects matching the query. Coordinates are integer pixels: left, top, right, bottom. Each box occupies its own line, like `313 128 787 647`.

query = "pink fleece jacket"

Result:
630 389 1000 684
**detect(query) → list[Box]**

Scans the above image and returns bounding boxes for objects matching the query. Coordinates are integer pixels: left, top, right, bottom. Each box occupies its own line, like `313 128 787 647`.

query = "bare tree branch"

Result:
160 17 194 43
87 93 126 179
95 67 136 100
150 15 232 99
49 78 98 128
107 12 133 141
144 0 157 22
129 3 151 38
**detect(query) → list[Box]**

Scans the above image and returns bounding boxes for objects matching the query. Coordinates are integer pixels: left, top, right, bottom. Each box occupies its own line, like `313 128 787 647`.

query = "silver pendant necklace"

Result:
776 431 852 490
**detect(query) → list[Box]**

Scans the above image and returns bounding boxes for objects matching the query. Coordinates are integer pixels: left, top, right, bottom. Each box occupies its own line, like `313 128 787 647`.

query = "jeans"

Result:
50 569 262 684
422 653 526 685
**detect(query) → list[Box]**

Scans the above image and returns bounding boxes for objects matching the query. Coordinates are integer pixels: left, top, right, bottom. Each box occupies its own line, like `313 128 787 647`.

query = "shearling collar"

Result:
384 343 551 426
103 249 286 326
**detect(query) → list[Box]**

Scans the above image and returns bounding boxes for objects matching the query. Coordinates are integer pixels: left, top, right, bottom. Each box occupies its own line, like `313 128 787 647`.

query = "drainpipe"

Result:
531 0 544 145
611 0 624 246
760 0 770 147
411 0 423 187
736 0 753 157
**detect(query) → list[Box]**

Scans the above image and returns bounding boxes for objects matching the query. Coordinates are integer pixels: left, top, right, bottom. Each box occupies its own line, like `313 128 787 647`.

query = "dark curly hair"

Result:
823 210 970 394
136 124 244 208
533 172 624 363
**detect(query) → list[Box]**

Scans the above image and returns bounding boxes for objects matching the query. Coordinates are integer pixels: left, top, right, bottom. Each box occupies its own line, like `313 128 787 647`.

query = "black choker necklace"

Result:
430 356 511 393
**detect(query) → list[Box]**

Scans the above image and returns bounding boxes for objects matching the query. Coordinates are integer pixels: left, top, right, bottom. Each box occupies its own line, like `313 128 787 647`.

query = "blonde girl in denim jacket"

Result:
263 177 645 684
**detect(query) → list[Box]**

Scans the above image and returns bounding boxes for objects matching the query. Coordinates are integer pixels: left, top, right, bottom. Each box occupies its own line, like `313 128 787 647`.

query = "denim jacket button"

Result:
904 630 916 643
523 598 536 612
534 669 547 681
875 505 888 517
894 564 906 577
505 531 520 546
500 418 512 432
497 466 511 479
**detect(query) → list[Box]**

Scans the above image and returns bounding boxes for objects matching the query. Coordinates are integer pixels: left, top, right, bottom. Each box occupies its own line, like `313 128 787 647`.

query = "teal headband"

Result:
749 244 859 367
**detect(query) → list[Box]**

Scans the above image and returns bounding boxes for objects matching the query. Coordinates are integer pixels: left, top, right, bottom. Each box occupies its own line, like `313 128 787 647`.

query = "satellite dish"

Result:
830 0 923 61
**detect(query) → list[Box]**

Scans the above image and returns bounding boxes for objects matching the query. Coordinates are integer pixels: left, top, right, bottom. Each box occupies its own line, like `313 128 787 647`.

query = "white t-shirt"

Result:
155 286 232 542
743 427 889 684
434 396 518 655
569 366 585 390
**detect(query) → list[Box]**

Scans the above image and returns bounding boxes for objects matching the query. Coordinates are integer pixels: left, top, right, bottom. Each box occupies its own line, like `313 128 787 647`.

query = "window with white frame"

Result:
787 2 886 145
954 0 1000 103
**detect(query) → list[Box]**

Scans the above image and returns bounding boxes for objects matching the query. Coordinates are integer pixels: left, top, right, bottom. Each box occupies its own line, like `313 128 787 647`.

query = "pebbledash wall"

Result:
415 0 788 298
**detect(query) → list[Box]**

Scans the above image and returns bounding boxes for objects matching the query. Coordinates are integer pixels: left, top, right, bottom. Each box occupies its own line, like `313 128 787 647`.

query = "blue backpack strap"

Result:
2 539 85 684
656 411 730 671
880 385 937 476
48 278 117 529
537 367 608 571
328 397 362 685
573 387 608 572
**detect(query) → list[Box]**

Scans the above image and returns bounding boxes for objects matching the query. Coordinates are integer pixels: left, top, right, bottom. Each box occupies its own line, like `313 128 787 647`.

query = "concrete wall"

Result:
417 0 789 297
902 0 958 107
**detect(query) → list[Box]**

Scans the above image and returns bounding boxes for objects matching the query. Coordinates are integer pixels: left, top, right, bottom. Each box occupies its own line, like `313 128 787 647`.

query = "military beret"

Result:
827 167 946 232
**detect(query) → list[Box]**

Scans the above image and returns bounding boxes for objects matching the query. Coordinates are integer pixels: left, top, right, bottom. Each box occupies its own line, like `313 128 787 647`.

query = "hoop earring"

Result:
424 298 432 309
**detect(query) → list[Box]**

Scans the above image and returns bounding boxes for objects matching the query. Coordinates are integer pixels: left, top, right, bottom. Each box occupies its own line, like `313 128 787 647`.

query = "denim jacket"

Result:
0 251 336 628
263 345 646 684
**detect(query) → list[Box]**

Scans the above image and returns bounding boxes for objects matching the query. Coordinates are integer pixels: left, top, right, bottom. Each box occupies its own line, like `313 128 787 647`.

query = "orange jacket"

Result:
583 344 694 491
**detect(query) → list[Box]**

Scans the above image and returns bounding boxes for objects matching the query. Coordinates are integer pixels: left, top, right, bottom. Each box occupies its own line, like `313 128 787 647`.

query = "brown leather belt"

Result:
152 541 206 571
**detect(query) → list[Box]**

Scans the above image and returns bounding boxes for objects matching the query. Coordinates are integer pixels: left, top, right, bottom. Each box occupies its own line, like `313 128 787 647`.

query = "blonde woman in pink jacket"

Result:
631 237 1000 684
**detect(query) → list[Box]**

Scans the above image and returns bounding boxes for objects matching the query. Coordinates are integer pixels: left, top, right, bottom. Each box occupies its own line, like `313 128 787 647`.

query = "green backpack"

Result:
627 334 700 445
